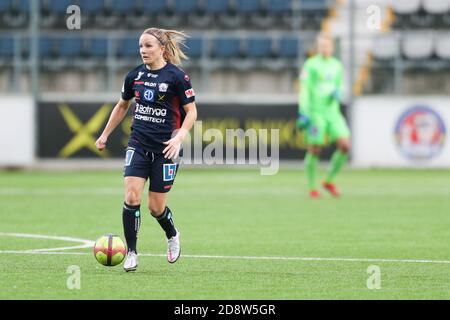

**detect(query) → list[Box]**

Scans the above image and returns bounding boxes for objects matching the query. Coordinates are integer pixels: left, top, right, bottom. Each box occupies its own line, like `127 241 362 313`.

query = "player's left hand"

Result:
163 135 183 160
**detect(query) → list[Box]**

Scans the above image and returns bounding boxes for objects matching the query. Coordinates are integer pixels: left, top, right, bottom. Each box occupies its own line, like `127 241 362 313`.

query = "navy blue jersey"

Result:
121 62 195 153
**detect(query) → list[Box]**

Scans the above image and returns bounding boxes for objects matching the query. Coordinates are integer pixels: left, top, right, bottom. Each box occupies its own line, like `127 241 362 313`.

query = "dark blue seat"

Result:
117 36 140 57
80 0 104 14
0 36 14 57
235 0 261 13
49 0 72 13
267 0 292 13
142 0 167 13
87 36 108 57
212 37 241 58
279 36 300 58
301 0 327 10
185 37 203 59
205 0 230 13
10 0 29 12
0 0 12 11
58 37 83 57
246 37 273 58
173 0 198 13
39 37 55 58
111 0 135 14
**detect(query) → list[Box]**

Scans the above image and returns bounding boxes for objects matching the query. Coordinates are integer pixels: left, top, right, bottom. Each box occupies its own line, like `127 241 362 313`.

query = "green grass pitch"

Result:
0 168 449 299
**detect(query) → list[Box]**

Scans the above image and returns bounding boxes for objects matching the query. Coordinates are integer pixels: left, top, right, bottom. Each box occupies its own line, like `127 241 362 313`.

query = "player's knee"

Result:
148 203 165 217
125 189 141 206
338 141 351 154
308 146 321 155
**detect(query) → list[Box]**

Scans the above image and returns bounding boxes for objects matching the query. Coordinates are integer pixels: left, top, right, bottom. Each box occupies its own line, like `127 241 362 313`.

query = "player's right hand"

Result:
95 135 107 151
296 113 310 130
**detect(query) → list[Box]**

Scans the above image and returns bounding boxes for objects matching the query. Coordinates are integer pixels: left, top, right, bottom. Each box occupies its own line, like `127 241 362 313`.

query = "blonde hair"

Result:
142 28 189 65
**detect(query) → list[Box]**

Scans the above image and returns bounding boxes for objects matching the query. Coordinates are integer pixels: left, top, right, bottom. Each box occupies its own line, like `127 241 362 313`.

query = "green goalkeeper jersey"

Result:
299 54 343 116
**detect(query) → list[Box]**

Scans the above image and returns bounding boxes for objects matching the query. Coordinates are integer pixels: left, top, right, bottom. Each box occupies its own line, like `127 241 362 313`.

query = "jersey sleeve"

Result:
175 71 195 106
121 71 135 101
299 60 313 114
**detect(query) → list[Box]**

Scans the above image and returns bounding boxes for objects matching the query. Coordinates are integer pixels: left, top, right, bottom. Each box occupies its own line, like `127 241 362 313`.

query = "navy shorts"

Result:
123 145 179 193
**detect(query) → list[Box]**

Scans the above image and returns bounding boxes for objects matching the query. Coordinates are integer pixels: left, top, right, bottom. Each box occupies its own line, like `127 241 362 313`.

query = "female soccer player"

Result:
297 33 350 198
95 28 197 271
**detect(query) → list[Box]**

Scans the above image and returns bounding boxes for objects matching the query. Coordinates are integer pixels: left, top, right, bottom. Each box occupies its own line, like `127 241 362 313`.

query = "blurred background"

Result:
1 1 450 300
0 0 449 168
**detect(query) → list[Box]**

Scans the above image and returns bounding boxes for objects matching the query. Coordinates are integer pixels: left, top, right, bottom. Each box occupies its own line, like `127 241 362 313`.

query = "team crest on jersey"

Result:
163 163 177 181
143 89 155 102
185 88 195 99
184 74 190 81
159 83 168 92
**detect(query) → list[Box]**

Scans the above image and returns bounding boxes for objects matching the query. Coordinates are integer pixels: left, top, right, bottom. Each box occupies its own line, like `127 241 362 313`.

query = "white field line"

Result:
0 250 450 265
0 232 94 252
1 232 450 264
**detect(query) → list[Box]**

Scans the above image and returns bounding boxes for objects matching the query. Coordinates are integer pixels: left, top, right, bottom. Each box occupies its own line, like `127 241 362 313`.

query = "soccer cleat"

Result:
322 181 340 197
167 229 180 264
123 250 138 272
309 190 320 198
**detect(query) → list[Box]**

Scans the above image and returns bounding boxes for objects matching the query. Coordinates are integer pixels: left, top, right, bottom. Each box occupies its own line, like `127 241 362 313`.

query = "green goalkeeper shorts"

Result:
306 112 350 146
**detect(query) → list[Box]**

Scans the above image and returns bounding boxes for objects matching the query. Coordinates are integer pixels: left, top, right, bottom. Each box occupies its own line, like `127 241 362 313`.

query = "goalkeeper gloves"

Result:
296 113 310 130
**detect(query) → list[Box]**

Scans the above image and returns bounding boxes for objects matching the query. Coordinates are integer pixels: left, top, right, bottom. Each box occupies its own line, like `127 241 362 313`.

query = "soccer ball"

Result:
93 234 127 267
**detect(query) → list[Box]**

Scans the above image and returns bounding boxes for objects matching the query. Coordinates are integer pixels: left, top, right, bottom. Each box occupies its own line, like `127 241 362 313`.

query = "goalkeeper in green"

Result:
297 33 350 198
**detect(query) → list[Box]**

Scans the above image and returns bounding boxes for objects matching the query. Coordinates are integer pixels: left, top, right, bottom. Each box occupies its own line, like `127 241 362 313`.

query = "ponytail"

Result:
142 28 189 65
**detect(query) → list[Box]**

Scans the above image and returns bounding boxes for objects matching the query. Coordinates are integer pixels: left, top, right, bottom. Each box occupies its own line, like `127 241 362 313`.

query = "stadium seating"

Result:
58 37 84 58
39 37 56 58
0 36 14 58
266 0 293 28
371 34 401 61
205 0 231 14
391 0 421 15
392 0 450 29
184 37 204 59
173 0 199 13
0 33 306 63
211 37 243 59
0 0 334 88
116 36 141 58
245 37 274 58
423 0 450 28
236 0 261 12
79 0 104 14
0 0 12 11
111 0 136 14
85 36 109 58
435 34 450 60
402 33 435 60
0 0 334 30
48 0 72 13
267 0 292 13
278 36 301 59
1 0 29 28
423 0 450 14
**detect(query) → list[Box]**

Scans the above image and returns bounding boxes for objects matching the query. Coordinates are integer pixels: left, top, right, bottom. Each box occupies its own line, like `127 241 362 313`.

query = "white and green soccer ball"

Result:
93 234 126 267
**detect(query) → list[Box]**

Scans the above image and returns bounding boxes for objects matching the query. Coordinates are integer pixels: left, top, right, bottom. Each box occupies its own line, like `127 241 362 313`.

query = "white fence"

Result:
0 95 35 166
